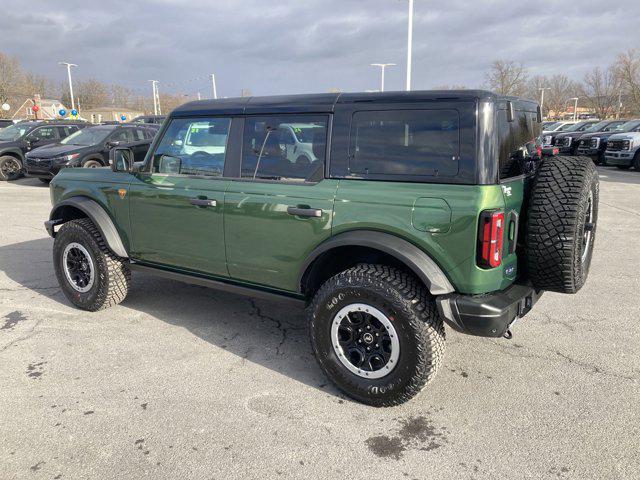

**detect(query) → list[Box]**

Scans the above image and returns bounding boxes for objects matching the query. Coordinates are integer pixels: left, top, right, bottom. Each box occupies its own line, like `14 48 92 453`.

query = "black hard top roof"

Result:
172 90 537 117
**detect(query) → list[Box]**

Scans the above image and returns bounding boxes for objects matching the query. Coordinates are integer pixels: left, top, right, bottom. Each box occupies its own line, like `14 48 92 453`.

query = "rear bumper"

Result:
436 284 543 337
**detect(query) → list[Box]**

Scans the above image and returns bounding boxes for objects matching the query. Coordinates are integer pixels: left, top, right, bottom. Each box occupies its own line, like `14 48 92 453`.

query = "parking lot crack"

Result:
0 319 42 353
247 299 287 355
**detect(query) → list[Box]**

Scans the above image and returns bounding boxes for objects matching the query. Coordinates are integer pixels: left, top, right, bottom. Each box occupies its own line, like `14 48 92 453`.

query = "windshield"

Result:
615 120 640 132
61 127 112 146
583 121 611 133
564 122 590 132
0 124 30 141
542 122 558 130
555 123 575 132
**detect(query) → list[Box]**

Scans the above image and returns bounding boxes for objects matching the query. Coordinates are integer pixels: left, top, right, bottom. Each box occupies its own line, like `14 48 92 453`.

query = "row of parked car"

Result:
0 116 165 182
542 118 640 170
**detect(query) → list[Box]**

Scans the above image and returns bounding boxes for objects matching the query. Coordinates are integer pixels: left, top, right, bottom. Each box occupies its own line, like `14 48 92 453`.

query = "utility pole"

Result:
148 80 160 115
538 87 550 119
405 0 414 91
571 97 579 121
371 63 396 92
210 74 218 99
59 62 77 110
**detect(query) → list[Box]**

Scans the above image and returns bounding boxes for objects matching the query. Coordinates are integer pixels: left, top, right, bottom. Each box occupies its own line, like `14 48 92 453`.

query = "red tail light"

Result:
478 210 505 268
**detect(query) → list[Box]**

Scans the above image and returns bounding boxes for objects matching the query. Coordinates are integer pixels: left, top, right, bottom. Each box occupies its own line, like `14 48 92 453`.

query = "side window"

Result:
152 117 230 177
133 128 146 141
241 115 327 182
109 129 132 143
499 110 537 179
27 127 57 142
349 110 459 177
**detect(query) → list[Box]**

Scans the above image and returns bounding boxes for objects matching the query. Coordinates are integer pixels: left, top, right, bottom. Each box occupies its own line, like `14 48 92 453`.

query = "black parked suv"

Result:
577 119 640 164
131 115 166 124
0 120 89 181
25 124 156 182
553 119 627 155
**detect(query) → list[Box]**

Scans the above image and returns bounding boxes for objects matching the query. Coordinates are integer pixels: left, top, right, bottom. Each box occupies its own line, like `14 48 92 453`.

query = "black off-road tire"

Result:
526 156 599 293
53 218 130 311
0 155 24 181
308 264 445 407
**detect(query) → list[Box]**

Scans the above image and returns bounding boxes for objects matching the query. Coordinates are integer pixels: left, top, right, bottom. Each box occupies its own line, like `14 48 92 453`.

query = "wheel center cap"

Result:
362 332 374 344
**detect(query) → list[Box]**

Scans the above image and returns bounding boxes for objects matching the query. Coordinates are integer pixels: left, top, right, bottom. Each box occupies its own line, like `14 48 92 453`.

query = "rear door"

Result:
224 114 337 292
128 116 235 277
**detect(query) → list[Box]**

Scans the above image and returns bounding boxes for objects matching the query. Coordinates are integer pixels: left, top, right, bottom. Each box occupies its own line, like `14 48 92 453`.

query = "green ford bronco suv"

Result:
46 91 599 406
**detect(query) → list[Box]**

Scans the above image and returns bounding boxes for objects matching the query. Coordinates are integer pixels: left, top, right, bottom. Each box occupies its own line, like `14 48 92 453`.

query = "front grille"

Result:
607 140 626 151
26 158 53 169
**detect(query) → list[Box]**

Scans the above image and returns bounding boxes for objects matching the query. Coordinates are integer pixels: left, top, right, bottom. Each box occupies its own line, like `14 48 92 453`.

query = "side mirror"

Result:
111 147 134 172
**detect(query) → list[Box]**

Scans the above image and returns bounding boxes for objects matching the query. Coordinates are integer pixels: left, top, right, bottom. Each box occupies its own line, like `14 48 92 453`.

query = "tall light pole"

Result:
538 87 550 119
210 74 218 99
570 97 579 121
148 80 160 115
405 0 414 91
370 63 396 92
59 62 77 111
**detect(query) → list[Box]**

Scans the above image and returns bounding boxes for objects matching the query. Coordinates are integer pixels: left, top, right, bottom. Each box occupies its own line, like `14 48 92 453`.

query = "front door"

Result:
224 114 336 292
128 116 233 277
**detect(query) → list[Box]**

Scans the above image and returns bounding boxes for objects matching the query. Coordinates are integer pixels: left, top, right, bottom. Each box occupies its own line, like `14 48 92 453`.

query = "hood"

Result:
0 140 21 150
607 132 640 140
580 131 619 141
26 143 89 159
554 131 587 140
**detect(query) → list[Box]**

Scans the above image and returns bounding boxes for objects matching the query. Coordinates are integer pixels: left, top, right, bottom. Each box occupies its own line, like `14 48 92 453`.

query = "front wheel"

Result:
82 159 103 168
0 155 24 181
53 218 130 311
308 264 445 407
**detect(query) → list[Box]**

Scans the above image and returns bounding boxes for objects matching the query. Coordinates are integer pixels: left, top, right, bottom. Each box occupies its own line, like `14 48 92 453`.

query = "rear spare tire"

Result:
526 156 598 293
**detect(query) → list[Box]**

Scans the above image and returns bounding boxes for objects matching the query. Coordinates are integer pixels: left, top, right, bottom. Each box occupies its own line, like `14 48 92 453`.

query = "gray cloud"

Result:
1 0 638 98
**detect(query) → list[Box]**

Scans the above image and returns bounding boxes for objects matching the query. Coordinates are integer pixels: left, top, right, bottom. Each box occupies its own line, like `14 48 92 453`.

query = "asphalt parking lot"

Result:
1 167 639 480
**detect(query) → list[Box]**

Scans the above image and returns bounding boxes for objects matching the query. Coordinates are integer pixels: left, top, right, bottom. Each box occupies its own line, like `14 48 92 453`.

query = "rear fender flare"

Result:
299 230 455 296
48 196 128 258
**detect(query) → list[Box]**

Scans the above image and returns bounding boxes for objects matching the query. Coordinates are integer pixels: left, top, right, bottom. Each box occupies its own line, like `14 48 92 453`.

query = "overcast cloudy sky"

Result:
1 0 638 98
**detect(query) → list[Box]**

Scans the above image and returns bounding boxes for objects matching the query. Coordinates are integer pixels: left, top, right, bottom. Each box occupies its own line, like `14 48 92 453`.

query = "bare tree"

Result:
614 49 640 116
580 66 620 119
485 60 528 96
0 52 25 118
61 78 109 111
543 75 581 119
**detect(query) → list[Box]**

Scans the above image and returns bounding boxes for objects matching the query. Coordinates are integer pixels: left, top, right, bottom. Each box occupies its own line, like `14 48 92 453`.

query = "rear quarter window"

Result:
498 109 540 179
348 109 460 177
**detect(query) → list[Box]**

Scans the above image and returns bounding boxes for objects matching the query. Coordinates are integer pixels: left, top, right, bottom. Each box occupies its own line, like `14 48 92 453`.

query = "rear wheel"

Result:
308 264 445 407
634 152 640 171
53 218 130 311
0 155 23 181
526 156 598 293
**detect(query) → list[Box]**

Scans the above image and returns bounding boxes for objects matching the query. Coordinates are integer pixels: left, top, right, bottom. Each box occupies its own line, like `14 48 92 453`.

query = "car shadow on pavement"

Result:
0 237 335 398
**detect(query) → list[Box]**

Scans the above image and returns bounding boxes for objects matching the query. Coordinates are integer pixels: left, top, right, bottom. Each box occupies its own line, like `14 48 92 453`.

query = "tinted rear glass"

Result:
348 109 459 177
498 109 540 179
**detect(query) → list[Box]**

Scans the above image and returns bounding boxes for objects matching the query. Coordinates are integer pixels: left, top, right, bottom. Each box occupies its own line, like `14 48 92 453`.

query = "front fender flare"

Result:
299 230 455 296
47 196 128 258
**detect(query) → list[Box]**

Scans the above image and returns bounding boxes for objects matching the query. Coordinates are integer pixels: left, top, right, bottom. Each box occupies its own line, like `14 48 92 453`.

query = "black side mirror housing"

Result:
110 147 134 172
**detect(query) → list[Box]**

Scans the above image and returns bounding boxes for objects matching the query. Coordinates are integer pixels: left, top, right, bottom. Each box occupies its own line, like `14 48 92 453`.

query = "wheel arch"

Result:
0 149 25 162
48 196 128 258
299 230 455 298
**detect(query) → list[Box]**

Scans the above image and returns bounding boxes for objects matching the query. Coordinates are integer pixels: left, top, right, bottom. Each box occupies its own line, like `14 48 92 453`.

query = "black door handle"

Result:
189 198 217 207
287 206 322 218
